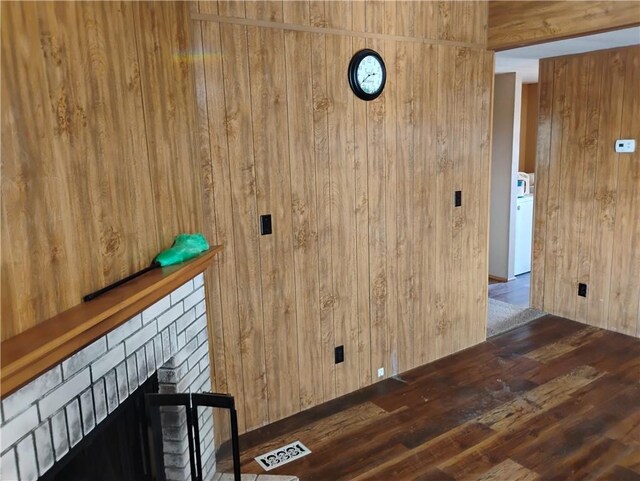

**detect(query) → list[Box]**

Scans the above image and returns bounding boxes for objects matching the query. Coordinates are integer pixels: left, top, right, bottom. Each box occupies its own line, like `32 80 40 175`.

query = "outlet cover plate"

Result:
377 367 384 378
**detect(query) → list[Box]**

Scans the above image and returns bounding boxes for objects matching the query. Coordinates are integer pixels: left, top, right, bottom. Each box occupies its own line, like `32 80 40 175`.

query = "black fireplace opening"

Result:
41 373 158 481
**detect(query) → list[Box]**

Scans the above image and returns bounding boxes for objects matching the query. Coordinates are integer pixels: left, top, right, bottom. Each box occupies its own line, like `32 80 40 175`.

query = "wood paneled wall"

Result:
1 2 201 340
488 1 640 51
193 0 494 433
531 46 640 338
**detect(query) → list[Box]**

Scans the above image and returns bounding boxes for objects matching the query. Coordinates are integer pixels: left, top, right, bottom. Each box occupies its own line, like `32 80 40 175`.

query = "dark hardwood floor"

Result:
489 273 531 308
219 315 640 480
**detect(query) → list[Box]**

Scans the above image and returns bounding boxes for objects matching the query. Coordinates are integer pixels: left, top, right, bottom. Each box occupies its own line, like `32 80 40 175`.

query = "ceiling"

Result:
495 26 640 83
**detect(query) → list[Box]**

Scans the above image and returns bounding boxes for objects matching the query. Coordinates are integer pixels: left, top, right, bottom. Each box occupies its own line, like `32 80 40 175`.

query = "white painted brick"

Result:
124 321 157 356
177 331 187 350
65 400 82 448
93 379 107 424
169 324 178 357
176 308 196 335
38 369 91 419
188 367 211 394
158 303 185 332
176 366 202 393
161 328 172 365
187 342 208 372
62 338 107 380
163 449 190 469
106 314 142 348
170 280 194 304
199 357 209 374
34 421 54 475
115 362 128 402
126 355 139 392
183 287 205 313
1 405 39 448
197 327 208 347
160 408 186 428
145 340 157 373
195 299 206 318
162 435 190 454
0 449 18 481
165 466 191 481
165 338 198 369
185 314 206 344
16 435 37 481
142 294 171 324
91 344 125 380
193 273 204 288
136 349 149 384
2 367 62 421
153 334 163 369
79 389 95 435
158 360 188 384
104 371 118 414
50 410 69 461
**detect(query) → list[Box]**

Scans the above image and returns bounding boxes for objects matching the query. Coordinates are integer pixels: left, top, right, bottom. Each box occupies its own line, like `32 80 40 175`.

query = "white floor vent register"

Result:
255 441 312 471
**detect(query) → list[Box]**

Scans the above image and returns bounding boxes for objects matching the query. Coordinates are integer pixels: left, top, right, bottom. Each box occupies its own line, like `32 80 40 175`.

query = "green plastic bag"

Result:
154 233 209 267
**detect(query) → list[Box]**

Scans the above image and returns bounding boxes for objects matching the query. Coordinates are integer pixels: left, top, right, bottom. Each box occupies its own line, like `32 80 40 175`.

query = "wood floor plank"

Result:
225 316 640 480
471 459 539 481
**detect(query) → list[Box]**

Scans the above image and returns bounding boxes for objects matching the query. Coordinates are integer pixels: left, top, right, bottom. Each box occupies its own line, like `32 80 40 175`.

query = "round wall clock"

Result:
348 49 386 101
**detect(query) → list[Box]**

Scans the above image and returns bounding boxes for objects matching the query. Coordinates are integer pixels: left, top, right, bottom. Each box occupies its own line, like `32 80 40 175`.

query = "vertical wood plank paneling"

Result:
552 54 590 319
412 42 438 364
365 38 386 383
217 0 246 18
245 0 283 22
413 1 437 45
134 2 203 248
219 22 269 429
585 50 625 329
192 1 491 431
395 40 415 373
382 38 398 380
435 45 455 359
530 60 553 310
365 1 385 34
353 37 372 389
1 2 159 340
284 29 323 410
451 47 471 353
326 33 359 397
608 47 640 336
283 1 310 25
534 46 640 339
247 25 300 421
575 55 603 322
311 32 336 403
192 13 228 417
541 58 567 314
477 50 494 344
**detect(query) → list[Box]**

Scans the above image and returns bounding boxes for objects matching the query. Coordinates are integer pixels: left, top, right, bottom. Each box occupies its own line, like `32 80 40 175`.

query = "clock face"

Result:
348 49 386 101
356 55 384 95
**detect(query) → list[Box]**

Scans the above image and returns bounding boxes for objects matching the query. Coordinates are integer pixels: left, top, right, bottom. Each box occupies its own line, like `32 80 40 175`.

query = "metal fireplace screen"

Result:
145 392 241 481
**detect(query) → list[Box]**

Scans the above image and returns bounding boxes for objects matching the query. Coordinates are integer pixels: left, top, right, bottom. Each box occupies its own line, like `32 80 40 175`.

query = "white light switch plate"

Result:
615 139 636 153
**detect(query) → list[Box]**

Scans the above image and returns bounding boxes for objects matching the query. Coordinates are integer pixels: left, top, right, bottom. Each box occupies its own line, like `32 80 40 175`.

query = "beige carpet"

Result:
487 298 546 337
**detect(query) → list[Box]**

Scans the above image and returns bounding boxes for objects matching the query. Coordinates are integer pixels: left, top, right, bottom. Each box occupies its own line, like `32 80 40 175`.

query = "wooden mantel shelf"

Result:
0 246 223 398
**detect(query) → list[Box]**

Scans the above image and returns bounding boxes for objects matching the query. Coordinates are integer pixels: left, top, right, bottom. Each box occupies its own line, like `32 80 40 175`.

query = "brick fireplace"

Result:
0 275 215 481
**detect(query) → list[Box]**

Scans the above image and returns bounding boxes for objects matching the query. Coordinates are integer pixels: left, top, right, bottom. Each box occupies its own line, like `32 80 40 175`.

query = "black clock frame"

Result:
348 49 386 101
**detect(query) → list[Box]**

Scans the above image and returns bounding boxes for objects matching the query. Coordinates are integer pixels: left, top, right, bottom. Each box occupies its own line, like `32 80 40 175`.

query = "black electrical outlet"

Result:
334 345 344 364
260 214 272 235
578 283 588 297
455 190 462 207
